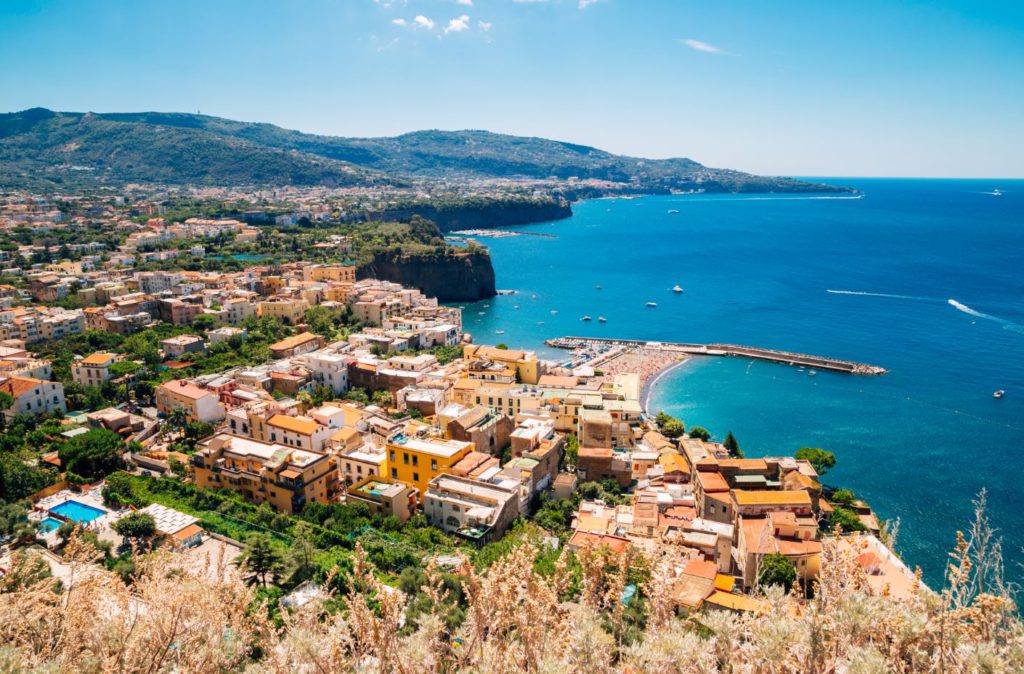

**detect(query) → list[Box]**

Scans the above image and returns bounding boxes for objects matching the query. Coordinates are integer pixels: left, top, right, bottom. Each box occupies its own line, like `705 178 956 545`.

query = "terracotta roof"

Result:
268 414 319 436
172 523 204 541
0 376 43 399
269 332 322 352
696 470 730 493
683 559 720 580
158 380 212 400
733 490 811 507
81 352 118 366
704 590 768 612
567 531 631 555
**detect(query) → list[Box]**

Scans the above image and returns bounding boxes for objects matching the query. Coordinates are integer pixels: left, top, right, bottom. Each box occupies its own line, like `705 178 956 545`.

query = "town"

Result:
0 189 917 618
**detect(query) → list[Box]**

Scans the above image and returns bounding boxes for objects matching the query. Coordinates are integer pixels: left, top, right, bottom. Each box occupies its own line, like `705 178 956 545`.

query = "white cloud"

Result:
413 15 436 30
456 0 473 5
578 0 602 8
681 38 724 54
478 20 492 31
392 18 407 26
444 14 471 33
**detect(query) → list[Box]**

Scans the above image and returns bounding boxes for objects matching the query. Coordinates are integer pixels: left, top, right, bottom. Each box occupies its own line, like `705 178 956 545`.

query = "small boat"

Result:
478 311 485 315
513 305 520 309
993 390 1005 398
495 330 505 335
536 321 545 325
550 310 558 315
672 285 683 293
646 302 657 308
595 284 602 290
598 317 607 323
581 316 592 321
667 209 680 214
808 370 817 376
991 189 1003 197
531 294 537 300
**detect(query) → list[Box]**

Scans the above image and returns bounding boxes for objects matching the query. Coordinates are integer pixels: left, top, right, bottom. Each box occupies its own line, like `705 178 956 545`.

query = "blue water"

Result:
49 500 107 523
460 179 1024 588
38 516 62 532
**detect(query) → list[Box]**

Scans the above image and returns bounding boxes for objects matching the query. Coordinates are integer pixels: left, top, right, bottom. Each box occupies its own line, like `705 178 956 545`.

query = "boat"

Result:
646 302 657 307
536 321 545 325
581 316 592 321
495 330 505 335
598 317 607 323
994 390 1005 398
808 369 817 376
672 285 683 293
595 284 602 290
667 209 680 214
513 305 520 309
992 189 1003 197
550 310 558 315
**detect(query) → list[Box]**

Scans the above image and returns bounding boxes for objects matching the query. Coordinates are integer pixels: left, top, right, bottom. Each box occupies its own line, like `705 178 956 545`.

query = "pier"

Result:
545 336 887 375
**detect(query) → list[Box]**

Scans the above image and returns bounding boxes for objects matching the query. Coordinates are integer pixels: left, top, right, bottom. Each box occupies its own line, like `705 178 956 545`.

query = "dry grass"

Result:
2 497 1021 673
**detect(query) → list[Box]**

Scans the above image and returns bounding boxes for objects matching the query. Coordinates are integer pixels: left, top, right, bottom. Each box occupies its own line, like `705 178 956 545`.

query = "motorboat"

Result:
672 285 684 293
994 390 1005 398
598 317 607 323
646 302 657 308
581 316 592 321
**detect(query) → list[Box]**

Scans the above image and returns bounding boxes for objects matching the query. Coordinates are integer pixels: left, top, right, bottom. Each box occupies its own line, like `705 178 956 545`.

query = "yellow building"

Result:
462 344 541 385
192 434 340 514
385 432 473 497
308 264 357 283
257 298 310 325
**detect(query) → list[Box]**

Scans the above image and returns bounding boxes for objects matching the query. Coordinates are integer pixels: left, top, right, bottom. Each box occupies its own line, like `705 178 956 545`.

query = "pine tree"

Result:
724 431 743 458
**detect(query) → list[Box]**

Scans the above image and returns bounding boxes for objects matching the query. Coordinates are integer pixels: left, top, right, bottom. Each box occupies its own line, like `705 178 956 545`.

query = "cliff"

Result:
353 197 572 232
358 247 496 302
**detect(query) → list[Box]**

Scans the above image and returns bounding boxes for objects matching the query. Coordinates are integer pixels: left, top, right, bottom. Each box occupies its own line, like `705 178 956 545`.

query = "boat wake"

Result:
948 299 1024 334
827 289 937 302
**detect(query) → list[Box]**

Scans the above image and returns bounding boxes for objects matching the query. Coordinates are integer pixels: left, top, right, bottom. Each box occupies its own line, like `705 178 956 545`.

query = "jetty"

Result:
545 336 887 375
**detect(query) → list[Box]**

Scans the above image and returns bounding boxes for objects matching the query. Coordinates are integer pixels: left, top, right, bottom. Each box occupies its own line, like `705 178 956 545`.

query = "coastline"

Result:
641 356 692 414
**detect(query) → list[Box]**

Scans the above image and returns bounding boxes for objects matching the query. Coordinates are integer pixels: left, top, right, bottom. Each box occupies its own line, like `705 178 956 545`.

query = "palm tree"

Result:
234 533 284 587
164 406 189 440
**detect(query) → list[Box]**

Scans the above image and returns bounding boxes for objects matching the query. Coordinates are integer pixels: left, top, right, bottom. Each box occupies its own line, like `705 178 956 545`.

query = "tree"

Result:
757 552 797 592
724 431 743 458
563 434 579 467
191 314 218 333
687 426 711 441
829 506 867 533
113 512 157 551
830 488 856 506
235 533 285 587
795 447 836 475
661 418 686 439
371 390 393 408
58 428 126 480
290 521 317 582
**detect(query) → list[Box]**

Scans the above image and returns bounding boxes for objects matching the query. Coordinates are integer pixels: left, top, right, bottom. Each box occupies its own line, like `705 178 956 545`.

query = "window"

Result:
413 473 419 483
389 450 395 462
391 468 397 479
412 455 418 467
431 460 438 471
403 453 409 465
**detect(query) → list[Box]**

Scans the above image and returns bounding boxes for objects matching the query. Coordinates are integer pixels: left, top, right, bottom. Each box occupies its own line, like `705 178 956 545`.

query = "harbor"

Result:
545 336 888 375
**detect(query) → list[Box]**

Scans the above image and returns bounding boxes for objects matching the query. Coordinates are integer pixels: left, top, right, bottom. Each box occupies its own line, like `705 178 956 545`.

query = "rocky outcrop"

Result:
355 197 572 232
359 248 496 302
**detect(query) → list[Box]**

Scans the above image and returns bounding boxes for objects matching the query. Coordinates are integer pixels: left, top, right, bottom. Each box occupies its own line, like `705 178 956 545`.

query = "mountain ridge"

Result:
0 108 850 193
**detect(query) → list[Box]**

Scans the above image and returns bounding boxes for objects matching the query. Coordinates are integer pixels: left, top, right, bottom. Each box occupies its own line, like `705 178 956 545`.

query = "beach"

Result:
592 346 691 412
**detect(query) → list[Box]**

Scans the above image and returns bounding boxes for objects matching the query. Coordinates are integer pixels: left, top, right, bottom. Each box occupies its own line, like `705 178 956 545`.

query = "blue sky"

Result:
1 0 1022 177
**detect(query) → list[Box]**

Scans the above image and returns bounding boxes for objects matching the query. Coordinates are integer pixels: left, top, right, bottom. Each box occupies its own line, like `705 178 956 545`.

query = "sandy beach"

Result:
593 347 691 412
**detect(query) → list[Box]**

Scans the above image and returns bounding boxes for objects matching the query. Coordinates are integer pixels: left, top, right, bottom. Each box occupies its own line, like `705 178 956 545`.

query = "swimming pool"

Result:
38 517 62 532
49 500 107 523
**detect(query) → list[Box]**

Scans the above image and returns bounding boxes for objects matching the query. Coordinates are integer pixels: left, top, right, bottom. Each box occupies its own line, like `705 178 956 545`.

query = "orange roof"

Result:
453 378 482 390
659 450 688 474
714 574 736 592
567 531 631 555
172 523 204 541
278 468 301 479
683 559 720 580
269 332 322 352
159 380 212 400
718 458 769 472
733 490 811 507
697 471 730 493
81 352 118 366
0 376 43 399
268 414 319 436
704 590 768 612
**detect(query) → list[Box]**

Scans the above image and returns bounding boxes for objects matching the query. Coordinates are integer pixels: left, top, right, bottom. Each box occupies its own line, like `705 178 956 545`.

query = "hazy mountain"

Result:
0 108 846 193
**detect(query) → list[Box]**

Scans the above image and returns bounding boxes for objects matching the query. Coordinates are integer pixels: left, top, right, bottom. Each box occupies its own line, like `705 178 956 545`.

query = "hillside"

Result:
0 108 848 193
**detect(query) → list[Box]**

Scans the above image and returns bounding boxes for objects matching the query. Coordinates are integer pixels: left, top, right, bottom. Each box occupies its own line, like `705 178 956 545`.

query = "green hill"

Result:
0 108 848 193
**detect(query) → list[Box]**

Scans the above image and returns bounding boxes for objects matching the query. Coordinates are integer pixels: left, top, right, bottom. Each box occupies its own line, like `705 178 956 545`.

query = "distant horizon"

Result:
2 1 1021 179
5 106 1023 181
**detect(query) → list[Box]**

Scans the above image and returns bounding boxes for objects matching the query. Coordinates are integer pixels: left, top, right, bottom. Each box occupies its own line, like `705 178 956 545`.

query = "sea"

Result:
456 178 1024 589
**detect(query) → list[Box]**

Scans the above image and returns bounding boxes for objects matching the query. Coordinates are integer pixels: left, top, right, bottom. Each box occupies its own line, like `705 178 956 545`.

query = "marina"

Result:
545 336 888 375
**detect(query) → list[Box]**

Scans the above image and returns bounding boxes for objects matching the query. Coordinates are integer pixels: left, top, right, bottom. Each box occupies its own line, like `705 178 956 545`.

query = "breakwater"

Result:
545 336 887 375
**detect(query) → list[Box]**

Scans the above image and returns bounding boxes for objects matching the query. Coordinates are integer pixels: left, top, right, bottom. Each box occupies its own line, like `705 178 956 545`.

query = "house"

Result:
192 434 340 514
438 403 513 456
257 297 309 325
72 352 121 387
0 376 66 416
386 432 473 496
264 414 333 452
736 512 822 590
156 380 225 423
346 476 417 523
462 344 542 384
269 332 325 360
423 474 520 543
160 335 207 359
133 503 204 548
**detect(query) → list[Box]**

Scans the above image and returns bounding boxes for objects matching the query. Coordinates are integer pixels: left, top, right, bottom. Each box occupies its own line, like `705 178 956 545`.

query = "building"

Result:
346 476 417 523
423 474 520 543
302 350 351 394
156 380 225 423
257 297 309 325
386 432 474 496
264 414 333 452
462 344 542 384
160 335 207 359
438 404 513 456
736 512 822 589
72 352 121 388
192 434 339 514
269 332 325 359
0 376 66 416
